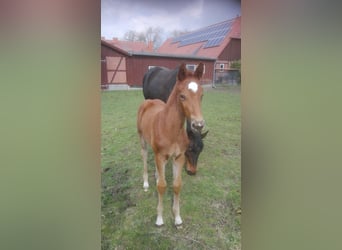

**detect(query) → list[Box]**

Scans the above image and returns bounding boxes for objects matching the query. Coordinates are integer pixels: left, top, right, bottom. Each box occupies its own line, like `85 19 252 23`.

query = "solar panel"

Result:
172 19 233 48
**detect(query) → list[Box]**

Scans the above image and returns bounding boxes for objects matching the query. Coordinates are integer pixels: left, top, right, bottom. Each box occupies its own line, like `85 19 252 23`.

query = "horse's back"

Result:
137 99 165 141
143 66 178 102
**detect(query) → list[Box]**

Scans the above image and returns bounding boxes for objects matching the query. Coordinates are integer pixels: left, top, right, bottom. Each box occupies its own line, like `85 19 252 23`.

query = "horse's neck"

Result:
162 87 185 131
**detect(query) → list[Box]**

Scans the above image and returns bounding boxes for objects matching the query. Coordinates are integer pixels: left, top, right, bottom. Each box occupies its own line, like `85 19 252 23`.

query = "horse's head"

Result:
185 127 209 175
177 63 205 133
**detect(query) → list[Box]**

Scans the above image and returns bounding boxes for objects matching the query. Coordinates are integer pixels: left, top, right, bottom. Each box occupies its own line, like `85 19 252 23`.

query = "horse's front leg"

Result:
155 154 167 226
172 153 185 226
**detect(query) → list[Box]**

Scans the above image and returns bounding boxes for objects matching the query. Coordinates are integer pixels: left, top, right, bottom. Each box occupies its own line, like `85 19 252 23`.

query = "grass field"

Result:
101 85 241 249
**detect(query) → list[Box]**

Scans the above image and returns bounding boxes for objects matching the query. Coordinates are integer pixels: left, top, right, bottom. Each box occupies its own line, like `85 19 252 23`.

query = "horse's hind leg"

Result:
172 153 185 226
140 137 149 191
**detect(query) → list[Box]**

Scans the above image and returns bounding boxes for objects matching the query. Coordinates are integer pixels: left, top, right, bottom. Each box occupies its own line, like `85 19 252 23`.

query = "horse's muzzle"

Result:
185 162 197 175
191 120 205 132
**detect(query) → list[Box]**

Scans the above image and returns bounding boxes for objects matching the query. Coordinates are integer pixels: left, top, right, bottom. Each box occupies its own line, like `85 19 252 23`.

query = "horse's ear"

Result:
194 63 204 79
178 63 187 81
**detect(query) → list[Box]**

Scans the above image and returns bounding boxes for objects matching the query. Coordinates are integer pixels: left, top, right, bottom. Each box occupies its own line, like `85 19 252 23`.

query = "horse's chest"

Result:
154 134 187 157
166 134 188 157
169 143 182 156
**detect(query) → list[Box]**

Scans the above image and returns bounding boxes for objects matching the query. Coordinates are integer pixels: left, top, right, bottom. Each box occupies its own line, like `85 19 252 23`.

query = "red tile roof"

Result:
104 38 154 53
157 16 240 59
101 39 215 61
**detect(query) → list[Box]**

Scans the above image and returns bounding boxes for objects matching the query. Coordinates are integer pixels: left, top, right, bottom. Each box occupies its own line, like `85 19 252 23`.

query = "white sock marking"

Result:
175 216 183 226
188 82 198 93
156 216 164 226
143 181 149 191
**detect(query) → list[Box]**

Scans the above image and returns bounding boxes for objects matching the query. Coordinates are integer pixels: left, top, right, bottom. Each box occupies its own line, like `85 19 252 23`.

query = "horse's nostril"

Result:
192 120 205 131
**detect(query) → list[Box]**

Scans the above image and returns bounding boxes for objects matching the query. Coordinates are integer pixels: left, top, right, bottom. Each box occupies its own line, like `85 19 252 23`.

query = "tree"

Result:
123 30 138 42
123 26 164 50
169 29 189 38
145 27 163 48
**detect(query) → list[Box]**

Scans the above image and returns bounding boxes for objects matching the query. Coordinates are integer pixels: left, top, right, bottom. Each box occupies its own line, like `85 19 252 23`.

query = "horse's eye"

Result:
180 94 186 101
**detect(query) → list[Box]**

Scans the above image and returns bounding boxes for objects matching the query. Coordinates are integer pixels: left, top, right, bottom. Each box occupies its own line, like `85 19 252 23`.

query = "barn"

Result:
101 40 215 90
101 16 240 90
158 16 241 84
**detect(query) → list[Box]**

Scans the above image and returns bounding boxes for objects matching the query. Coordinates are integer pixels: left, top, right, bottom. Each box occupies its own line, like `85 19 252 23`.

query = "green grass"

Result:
101 85 241 249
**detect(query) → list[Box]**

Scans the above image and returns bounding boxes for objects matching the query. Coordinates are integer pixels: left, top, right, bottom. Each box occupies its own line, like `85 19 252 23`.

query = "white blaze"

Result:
188 82 198 93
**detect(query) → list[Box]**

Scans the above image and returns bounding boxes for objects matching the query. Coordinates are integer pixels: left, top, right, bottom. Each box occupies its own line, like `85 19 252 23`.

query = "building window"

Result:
186 64 205 74
186 64 196 71
219 63 225 72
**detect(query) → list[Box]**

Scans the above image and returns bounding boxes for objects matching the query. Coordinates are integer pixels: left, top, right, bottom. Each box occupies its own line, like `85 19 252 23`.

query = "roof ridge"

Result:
196 17 236 31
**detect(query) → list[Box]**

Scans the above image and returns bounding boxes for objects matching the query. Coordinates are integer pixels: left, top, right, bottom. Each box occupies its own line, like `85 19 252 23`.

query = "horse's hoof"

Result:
175 220 183 229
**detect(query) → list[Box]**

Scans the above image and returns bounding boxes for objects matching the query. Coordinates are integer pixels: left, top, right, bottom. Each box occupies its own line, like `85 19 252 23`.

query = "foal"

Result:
137 63 205 226
142 65 209 175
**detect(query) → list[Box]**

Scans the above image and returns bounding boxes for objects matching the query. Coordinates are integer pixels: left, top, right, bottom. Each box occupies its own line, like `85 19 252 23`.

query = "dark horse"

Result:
142 65 208 175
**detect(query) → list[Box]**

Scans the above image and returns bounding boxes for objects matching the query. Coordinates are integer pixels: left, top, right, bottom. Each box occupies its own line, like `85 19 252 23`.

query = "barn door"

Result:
106 56 127 84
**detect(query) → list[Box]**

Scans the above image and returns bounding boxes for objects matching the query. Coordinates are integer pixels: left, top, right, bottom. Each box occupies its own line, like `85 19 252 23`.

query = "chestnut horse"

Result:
142 65 208 175
137 63 205 226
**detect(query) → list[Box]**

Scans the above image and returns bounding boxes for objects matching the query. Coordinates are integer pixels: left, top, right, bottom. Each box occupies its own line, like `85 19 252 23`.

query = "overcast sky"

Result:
101 0 241 41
